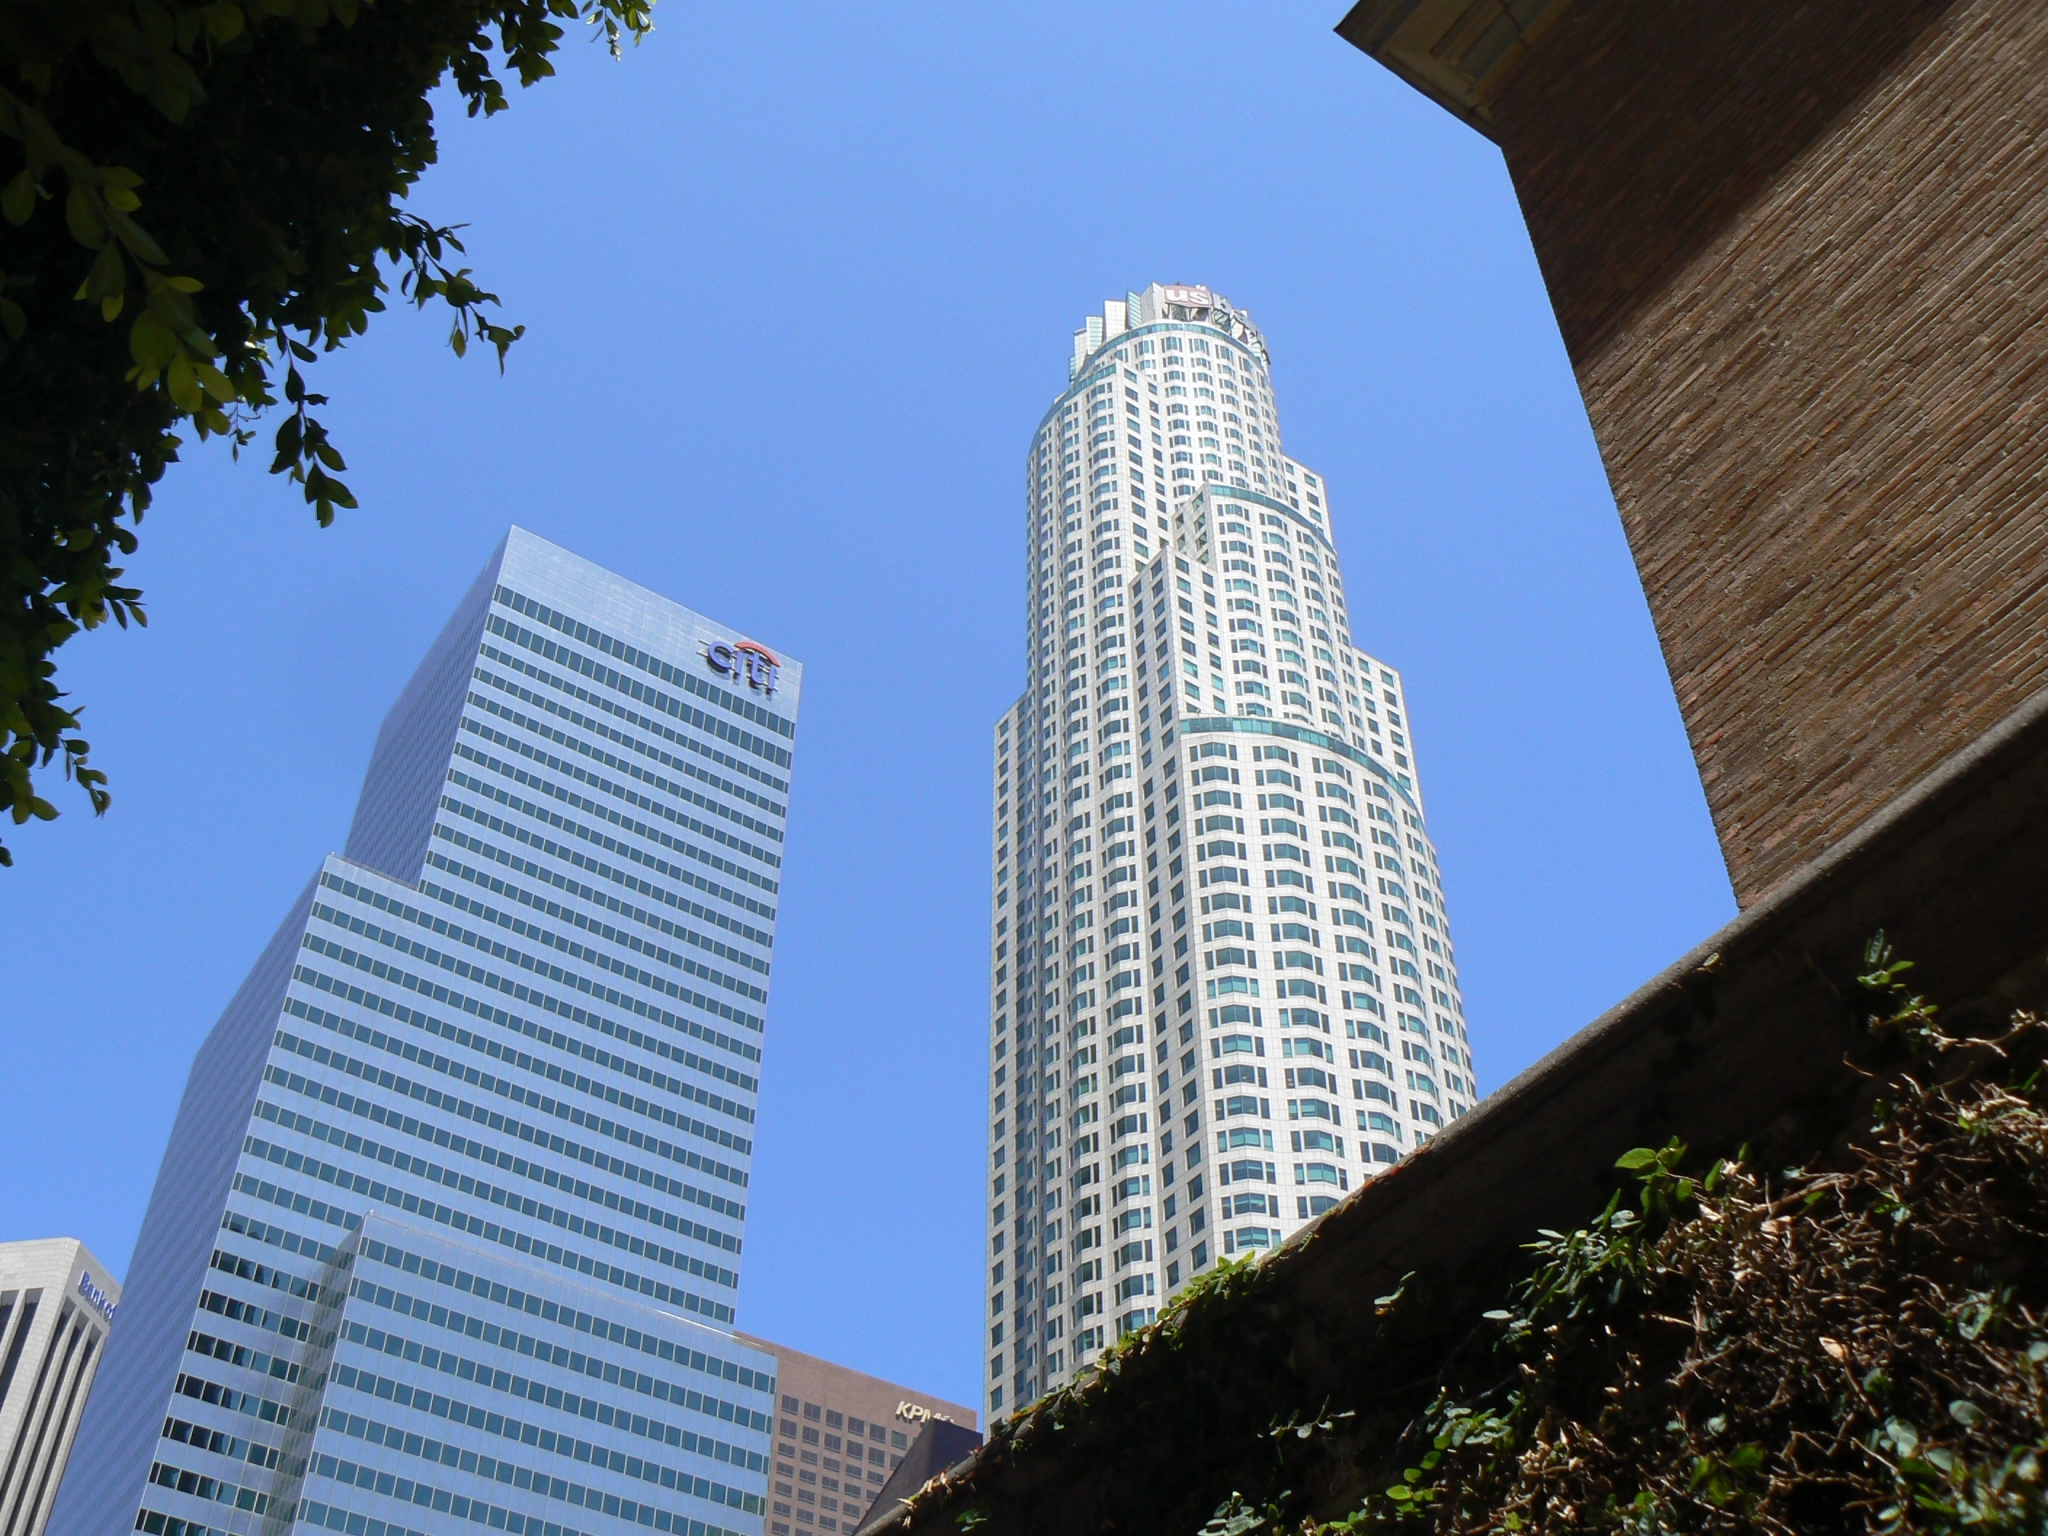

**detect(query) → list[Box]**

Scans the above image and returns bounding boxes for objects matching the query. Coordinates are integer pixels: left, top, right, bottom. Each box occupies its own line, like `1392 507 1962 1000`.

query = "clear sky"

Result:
0 1 1733 1418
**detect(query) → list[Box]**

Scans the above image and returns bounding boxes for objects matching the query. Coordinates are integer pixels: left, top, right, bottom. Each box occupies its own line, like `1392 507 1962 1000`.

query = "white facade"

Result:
0 1238 121 1536
984 286 1480 1417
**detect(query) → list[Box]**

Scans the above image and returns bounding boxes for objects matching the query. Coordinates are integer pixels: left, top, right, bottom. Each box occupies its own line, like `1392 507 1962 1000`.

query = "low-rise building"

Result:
738 1336 976 1536
0 1238 121 1536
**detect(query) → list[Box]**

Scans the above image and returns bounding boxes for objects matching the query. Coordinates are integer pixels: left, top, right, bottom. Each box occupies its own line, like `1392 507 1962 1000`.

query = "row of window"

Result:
995 398 1462 1409
469 662 788 825
306 885 765 1107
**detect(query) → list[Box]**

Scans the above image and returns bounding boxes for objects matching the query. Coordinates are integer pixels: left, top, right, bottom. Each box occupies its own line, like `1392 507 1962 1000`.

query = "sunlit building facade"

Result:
50 529 798 1536
0 1238 122 1536
736 1334 976 1536
984 286 1479 1417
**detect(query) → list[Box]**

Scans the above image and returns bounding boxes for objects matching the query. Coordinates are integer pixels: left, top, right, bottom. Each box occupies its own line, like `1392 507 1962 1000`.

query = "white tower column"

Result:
984 287 1481 1421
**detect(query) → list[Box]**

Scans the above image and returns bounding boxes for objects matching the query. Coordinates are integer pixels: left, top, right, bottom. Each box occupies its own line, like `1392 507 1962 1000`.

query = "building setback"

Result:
0 1239 121 1536
48 528 800 1536
985 286 1480 1416
735 1336 976 1536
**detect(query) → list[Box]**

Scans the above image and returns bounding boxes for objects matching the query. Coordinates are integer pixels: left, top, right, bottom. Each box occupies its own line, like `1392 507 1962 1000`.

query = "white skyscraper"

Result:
983 286 1479 1417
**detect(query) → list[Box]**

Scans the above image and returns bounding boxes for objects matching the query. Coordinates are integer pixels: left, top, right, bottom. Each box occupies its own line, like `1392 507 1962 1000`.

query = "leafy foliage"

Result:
0 0 653 863
1306 960 2048 1536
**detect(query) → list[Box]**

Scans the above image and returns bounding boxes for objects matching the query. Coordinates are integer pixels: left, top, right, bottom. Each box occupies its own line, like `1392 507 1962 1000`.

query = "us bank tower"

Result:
983 286 1480 1418
51 529 798 1536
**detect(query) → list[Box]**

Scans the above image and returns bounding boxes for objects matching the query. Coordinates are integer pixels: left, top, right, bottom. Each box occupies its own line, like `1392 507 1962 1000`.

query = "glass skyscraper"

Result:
985 286 1481 1415
51 529 799 1536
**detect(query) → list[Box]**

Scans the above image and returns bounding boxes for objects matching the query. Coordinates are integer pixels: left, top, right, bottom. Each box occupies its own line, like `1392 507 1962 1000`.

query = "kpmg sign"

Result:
77 1269 117 1324
706 638 781 696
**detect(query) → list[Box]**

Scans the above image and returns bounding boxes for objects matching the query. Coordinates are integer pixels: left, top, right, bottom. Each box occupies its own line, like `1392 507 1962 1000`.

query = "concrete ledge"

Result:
871 682 2048 1534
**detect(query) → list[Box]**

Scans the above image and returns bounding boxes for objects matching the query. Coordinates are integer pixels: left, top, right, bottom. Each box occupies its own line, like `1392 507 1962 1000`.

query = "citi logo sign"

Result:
706 639 781 696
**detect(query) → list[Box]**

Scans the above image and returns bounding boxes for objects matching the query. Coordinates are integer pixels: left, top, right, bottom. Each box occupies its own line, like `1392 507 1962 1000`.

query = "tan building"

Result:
1337 0 2048 907
738 1334 977 1536
0 1239 120 1536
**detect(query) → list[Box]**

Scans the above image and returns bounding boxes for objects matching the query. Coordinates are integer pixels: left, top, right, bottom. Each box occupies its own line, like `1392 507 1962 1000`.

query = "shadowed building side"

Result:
1339 0 2048 903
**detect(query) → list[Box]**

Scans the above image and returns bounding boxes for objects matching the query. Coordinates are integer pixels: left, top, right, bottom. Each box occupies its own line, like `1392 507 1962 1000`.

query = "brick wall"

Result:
1490 0 2048 902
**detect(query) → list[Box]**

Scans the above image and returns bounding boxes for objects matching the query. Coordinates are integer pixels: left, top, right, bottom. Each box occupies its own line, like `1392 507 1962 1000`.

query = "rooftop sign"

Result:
707 639 781 696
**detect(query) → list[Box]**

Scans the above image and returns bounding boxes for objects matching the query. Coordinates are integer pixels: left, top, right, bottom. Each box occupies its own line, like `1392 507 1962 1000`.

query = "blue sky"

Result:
0 1 1733 1416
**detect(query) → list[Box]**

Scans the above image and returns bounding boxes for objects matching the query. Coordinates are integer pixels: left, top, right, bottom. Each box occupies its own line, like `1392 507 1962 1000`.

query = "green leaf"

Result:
205 1 247 40
79 240 126 309
165 352 202 412
145 283 197 331
65 182 107 247
1947 1399 1983 1428
270 412 303 471
1613 1147 1660 1171
2 169 36 226
194 361 237 404
105 207 168 265
128 308 178 375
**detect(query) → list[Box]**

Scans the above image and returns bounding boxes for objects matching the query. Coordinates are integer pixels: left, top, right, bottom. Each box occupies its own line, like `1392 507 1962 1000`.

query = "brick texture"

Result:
1491 0 2048 903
